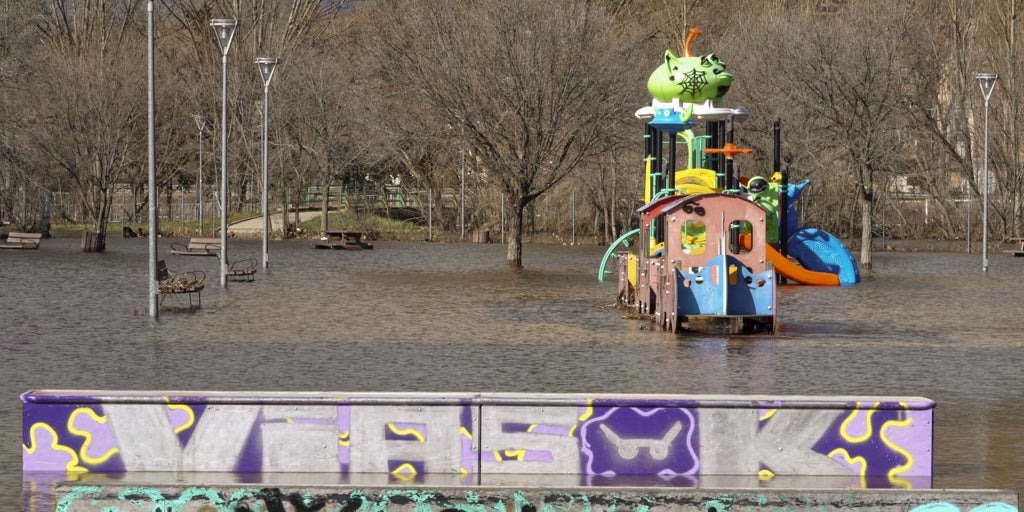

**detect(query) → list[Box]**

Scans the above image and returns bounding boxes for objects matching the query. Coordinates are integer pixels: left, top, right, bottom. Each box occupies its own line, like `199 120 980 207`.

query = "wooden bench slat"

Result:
170 237 221 256
0 232 43 250
156 260 205 308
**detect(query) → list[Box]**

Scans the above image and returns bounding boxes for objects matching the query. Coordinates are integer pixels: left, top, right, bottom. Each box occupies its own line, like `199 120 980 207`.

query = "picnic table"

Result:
314 230 373 250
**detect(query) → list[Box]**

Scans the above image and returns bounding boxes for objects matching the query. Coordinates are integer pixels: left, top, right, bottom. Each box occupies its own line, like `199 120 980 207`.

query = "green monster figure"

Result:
647 29 733 104
745 175 781 244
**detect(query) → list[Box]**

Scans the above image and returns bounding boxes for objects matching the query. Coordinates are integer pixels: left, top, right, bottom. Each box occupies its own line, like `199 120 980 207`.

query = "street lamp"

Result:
976 72 997 273
194 114 205 236
147 0 158 317
211 18 237 288
255 57 278 270
460 146 465 241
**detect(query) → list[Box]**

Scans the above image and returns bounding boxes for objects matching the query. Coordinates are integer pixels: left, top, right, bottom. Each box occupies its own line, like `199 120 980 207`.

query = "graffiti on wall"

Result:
23 393 933 487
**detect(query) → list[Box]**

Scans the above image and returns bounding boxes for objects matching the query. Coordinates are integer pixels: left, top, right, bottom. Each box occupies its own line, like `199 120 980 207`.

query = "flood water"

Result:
2 234 1023 505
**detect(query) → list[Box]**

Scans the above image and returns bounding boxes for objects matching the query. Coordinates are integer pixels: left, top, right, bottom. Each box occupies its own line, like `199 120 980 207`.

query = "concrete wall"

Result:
24 391 935 484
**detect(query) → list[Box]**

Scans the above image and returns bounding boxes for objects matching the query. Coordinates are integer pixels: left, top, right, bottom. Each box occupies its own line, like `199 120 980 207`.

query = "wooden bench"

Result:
156 260 206 308
170 237 221 256
1007 238 1024 257
0 232 42 250
227 258 257 282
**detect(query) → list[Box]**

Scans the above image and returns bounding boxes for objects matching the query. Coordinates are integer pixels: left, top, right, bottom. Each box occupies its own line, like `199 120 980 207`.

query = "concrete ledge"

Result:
24 391 935 481
21 391 1017 511
42 482 1019 512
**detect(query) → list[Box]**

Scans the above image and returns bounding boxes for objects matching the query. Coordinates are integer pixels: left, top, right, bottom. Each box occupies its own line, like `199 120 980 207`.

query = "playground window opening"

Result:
729 220 753 254
682 220 706 255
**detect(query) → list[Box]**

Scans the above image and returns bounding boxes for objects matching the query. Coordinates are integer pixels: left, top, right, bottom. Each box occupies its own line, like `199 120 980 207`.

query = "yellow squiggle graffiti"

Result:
338 431 350 446
759 409 777 421
832 401 916 488
24 423 86 473
389 462 417 481
882 402 914 488
67 408 119 465
579 399 594 422
493 449 527 461
388 424 425 442
827 448 868 488
839 402 877 443
162 397 195 435
460 427 473 440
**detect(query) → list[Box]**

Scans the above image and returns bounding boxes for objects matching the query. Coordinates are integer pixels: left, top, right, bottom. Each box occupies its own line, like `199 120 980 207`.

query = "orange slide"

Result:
765 244 840 286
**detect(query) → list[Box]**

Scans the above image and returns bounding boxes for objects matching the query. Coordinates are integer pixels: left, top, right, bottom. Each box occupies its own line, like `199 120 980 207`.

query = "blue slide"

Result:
785 228 861 285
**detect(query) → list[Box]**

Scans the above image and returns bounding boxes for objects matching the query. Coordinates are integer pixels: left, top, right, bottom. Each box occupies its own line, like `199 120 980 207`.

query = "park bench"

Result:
156 260 206 308
0 232 42 250
227 258 257 282
170 237 220 256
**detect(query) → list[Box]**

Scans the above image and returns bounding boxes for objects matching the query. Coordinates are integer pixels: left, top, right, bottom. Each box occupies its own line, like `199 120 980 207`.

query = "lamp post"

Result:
460 147 465 241
147 0 158 317
256 57 278 270
211 18 237 288
976 72 997 273
194 114 205 236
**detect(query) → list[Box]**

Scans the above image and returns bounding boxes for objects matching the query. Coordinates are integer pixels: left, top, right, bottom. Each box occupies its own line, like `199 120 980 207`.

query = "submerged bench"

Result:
156 260 205 308
227 257 257 282
170 237 220 256
0 232 42 249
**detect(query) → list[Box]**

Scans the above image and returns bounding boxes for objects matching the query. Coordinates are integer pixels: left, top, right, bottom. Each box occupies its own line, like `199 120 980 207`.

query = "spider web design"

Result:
677 68 708 97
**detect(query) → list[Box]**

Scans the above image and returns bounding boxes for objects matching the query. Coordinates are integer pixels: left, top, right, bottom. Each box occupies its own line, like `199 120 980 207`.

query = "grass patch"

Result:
300 210 428 241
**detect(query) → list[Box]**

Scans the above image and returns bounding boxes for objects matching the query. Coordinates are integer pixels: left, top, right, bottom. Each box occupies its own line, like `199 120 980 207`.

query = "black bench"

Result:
227 258 257 282
156 260 206 308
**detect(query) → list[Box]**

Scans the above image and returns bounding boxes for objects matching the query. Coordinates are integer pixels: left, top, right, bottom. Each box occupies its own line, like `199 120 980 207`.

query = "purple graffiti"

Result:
580 407 698 477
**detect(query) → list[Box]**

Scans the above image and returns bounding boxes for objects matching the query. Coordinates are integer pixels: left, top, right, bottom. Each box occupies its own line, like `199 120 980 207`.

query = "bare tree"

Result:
275 41 372 236
366 0 645 268
22 0 146 250
984 0 1024 239
740 3 922 269
0 1 47 230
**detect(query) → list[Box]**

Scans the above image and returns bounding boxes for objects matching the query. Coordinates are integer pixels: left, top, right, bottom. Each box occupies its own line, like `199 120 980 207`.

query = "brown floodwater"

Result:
2 234 1022 506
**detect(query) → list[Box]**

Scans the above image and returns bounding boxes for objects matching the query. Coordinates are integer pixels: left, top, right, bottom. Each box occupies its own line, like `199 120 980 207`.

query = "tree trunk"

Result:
506 197 524 269
279 186 291 239
319 181 332 234
859 193 872 271
84 191 112 253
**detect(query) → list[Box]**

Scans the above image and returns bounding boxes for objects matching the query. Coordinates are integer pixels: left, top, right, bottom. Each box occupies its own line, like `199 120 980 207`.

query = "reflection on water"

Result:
3 235 1023 500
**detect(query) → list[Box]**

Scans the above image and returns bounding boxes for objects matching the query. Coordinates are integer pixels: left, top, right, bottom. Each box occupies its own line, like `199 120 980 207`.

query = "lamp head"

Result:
976 72 998 101
210 19 238 56
255 57 279 87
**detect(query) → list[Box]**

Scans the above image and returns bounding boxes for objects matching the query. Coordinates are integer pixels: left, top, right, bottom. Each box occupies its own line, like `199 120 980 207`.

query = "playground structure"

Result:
600 28 860 334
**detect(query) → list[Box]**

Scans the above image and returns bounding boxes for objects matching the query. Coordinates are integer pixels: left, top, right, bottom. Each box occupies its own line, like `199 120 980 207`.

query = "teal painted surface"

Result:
51 485 1018 512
